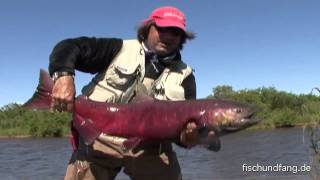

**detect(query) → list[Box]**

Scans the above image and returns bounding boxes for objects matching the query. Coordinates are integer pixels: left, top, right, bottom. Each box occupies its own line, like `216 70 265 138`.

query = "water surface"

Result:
0 128 317 180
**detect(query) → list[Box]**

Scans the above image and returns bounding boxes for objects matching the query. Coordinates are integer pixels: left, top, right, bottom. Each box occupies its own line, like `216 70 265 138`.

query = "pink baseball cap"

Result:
144 6 186 32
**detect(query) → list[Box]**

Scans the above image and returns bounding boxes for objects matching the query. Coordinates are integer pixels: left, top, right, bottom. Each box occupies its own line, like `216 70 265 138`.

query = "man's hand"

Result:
180 122 217 149
180 122 199 148
51 75 75 112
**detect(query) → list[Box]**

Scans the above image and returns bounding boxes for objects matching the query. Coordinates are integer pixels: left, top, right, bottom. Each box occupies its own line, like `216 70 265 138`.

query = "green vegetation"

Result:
0 85 319 137
0 104 71 137
208 85 320 129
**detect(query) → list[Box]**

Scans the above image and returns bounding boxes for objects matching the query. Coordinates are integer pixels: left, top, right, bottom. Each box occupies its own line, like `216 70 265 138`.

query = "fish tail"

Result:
23 69 53 109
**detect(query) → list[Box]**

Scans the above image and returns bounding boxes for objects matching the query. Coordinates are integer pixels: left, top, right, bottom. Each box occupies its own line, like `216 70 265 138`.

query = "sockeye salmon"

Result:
24 69 259 151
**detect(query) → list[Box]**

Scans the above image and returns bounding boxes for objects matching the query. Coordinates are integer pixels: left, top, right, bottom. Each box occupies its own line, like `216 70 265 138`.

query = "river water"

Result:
0 128 318 180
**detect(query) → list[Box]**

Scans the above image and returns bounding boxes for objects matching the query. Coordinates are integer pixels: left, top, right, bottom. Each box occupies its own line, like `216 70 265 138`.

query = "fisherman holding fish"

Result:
49 6 216 180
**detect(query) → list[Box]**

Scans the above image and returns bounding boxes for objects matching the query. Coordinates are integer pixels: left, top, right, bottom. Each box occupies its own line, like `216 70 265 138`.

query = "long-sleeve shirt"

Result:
49 37 196 99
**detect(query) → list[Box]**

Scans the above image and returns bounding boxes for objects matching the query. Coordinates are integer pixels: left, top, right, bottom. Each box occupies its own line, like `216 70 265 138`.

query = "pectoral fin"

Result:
72 113 101 145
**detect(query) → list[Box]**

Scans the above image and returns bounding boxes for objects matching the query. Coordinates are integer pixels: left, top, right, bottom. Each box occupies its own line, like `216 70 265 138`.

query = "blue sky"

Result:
0 0 319 107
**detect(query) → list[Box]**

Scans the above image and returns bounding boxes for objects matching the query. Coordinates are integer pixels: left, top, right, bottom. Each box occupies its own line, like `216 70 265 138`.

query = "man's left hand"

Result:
180 122 200 148
180 122 217 149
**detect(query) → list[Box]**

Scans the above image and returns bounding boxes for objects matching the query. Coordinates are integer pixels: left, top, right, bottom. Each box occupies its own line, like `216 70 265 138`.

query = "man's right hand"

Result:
51 75 76 112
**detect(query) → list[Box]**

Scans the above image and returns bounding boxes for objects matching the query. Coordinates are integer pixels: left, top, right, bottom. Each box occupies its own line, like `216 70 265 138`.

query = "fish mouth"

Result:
222 112 259 132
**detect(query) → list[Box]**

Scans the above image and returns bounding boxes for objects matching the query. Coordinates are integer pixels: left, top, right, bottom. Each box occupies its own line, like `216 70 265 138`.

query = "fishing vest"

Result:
81 39 193 103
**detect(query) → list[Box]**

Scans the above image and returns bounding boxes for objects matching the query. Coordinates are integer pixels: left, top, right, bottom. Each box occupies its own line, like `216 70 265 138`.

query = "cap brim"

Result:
154 18 186 32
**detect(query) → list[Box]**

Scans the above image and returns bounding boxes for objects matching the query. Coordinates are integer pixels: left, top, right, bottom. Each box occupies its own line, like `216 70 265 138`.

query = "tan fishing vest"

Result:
82 39 193 103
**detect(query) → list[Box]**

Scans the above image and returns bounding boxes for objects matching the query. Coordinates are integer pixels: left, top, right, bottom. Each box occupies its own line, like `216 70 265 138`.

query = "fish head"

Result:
205 100 258 133
195 100 258 152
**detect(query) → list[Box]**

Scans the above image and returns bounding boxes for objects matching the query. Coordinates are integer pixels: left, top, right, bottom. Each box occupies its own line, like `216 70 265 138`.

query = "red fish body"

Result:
74 96 203 141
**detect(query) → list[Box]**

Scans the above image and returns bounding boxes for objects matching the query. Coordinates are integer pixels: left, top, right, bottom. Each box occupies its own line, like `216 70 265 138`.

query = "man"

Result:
49 6 213 180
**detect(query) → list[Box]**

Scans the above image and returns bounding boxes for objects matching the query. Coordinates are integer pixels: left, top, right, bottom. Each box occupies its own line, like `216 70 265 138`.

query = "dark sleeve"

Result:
181 73 196 100
48 37 123 76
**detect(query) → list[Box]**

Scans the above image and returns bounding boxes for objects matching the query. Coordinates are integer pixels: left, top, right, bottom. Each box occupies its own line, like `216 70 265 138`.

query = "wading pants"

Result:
64 139 182 180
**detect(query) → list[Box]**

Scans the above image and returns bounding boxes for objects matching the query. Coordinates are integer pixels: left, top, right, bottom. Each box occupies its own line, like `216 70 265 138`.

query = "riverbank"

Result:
0 135 31 138
1 86 319 138
0 103 71 137
0 110 319 138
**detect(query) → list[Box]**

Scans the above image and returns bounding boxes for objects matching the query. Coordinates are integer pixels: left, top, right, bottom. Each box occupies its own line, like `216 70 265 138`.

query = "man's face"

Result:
146 25 183 56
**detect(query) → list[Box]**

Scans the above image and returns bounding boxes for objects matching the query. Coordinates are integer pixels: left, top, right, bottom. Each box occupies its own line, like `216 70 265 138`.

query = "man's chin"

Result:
154 48 172 57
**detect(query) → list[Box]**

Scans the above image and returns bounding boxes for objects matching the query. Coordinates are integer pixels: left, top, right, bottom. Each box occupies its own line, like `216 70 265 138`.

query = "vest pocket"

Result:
88 86 118 103
106 65 139 91
163 84 185 101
